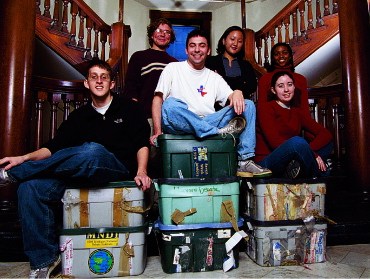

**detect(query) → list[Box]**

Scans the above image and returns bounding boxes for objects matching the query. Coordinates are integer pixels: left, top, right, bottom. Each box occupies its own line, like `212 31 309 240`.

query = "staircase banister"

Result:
243 28 266 77
308 83 344 99
32 75 88 95
72 0 111 33
256 0 303 38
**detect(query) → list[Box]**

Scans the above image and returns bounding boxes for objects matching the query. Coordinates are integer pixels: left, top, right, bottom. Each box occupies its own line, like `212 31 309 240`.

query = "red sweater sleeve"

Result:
300 112 333 152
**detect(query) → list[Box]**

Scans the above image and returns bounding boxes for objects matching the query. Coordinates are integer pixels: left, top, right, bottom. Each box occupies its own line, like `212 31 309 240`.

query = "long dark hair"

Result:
216 26 245 58
268 71 301 107
147 18 176 47
266 42 295 72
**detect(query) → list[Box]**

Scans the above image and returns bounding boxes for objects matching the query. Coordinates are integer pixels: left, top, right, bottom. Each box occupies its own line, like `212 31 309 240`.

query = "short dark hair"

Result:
186 29 210 47
267 42 295 72
147 18 176 47
85 59 114 80
268 70 301 107
216 26 245 58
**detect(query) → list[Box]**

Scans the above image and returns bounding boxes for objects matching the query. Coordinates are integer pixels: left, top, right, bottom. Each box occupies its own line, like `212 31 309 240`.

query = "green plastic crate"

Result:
154 177 240 225
154 220 242 273
157 134 238 178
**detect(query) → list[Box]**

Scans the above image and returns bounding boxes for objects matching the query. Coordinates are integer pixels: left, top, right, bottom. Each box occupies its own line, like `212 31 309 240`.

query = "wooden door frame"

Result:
149 10 212 35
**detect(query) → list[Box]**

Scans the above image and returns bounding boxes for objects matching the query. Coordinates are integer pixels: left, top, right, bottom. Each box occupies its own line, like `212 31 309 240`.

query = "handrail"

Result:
255 0 302 39
72 0 111 33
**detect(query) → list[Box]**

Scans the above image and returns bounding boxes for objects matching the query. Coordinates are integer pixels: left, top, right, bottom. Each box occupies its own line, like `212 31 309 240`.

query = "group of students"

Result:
0 18 332 278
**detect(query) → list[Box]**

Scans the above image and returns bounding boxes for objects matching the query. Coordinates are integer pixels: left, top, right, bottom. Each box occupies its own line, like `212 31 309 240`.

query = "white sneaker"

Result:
29 256 61 279
237 160 272 178
218 117 246 135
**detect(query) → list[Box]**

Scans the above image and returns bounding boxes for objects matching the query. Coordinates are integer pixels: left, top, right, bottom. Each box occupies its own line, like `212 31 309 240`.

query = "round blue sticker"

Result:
88 249 114 275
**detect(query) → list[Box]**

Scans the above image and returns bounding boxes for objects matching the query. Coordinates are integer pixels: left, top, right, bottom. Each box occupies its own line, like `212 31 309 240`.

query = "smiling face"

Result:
223 30 244 59
151 23 172 51
272 45 292 68
84 66 115 105
271 74 295 106
185 35 210 70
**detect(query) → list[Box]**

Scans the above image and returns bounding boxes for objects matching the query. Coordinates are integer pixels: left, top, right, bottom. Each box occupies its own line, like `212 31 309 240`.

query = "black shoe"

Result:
285 160 301 179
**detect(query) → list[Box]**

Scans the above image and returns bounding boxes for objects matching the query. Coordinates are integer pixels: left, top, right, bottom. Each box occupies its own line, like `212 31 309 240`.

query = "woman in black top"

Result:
206 26 257 102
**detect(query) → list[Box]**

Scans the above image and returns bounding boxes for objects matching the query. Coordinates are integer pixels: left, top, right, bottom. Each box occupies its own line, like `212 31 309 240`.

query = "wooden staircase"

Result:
244 0 339 76
35 0 131 89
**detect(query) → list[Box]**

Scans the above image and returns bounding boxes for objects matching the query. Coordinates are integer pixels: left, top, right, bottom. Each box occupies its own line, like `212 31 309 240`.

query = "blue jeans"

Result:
257 136 334 178
10 142 129 269
162 97 256 160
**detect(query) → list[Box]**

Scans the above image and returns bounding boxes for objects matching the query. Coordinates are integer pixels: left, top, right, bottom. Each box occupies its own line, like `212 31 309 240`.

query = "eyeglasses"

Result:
88 73 111 82
155 28 171 36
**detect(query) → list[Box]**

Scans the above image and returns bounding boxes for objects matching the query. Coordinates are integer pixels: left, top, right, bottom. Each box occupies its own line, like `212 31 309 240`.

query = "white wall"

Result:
87 0 288 57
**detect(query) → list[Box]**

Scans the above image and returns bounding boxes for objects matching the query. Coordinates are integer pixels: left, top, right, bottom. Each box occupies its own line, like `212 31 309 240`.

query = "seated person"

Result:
255 71 333 179
150 29 271 178
205 26 257 101
0 59 151 278
258 42 309 116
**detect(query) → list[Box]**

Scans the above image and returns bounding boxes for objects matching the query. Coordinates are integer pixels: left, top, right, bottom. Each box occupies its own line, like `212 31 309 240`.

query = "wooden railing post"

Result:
338 0 370 191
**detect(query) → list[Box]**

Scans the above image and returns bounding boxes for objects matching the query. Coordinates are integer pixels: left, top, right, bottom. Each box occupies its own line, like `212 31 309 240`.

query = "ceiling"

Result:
133 0 246 11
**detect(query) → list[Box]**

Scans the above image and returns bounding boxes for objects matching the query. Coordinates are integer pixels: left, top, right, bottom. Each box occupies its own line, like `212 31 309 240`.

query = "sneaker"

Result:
285 160 301 179
0 168 12 185
325 158 333 172
237 160 272 178
218 117 246 135
29 256 61 279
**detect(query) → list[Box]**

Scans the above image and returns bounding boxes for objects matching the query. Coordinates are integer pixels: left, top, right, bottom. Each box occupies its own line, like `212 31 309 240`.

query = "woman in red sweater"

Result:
255 71 333 179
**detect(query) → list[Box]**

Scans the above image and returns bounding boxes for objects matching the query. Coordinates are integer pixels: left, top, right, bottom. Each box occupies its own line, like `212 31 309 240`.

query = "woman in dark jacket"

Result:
206 26 257 101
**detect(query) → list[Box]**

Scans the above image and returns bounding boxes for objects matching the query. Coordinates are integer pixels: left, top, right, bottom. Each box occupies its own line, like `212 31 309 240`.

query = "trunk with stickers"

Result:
62 181 147 229
244 218 327 266
59 225 147 277
154 219 246 273
243 178 326 222
154 177 240 225
157 134 237 178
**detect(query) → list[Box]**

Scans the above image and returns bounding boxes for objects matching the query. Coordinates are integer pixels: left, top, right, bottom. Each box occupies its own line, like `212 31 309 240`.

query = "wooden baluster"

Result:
77 10 86 48
35 91 48 150
320 106 328 128
36 0 41 15
263 35 269 68
283 16 290 43
85 17 93 59
61 0 69 33
51 0 60 29
292 7 299 44
43 0 51 18
74 100 82 110
256 37 262 66
49 95 60 140
269 29 276 49
298 2 307 40
93 25 99 58
100 31 107 61
332 104 342 169
323 0 330 16
277 21 283 43
309 100 318 121
307 0 314 30
83 96 89 106
69 1 78 46
316 0 324 27
332 0 338 14
62 94 71 121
